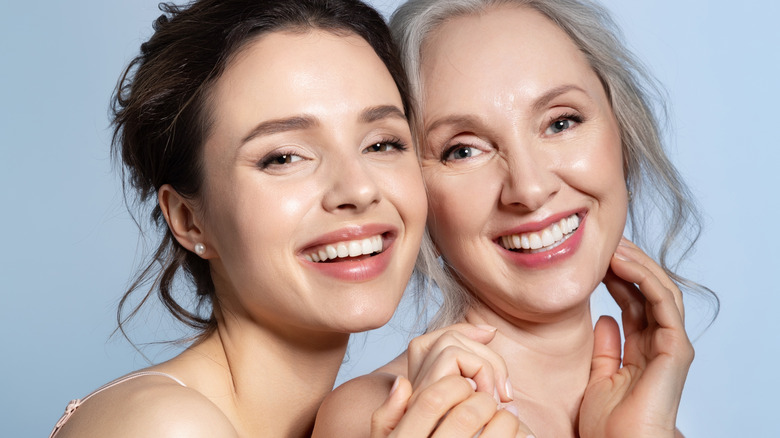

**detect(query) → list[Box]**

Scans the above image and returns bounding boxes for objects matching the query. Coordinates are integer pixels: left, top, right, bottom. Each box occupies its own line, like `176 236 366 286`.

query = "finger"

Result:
408 324 497 382
410 330 512 402
610 251 685 331
480 406 531 438
420 331 511 400
429 391 498 438
589 316 622 384
371 376 412 438
411 345 501 405
390 375 476 436
616 238 685 321
603 266 647 338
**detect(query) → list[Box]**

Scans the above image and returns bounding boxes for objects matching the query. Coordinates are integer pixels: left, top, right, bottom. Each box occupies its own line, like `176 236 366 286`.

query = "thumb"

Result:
370 376 412 438
590 316 621 383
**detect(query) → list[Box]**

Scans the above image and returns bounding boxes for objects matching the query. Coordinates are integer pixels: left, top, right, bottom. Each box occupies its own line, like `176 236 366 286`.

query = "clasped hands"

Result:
371 239 693 438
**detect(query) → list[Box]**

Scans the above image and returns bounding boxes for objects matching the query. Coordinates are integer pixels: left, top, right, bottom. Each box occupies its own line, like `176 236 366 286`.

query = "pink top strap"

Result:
49 371 186 438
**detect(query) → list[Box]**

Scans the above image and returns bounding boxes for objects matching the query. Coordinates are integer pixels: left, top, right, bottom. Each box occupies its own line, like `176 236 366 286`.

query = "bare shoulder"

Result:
54 374 237 438
313 355 408 438
313 372 396 438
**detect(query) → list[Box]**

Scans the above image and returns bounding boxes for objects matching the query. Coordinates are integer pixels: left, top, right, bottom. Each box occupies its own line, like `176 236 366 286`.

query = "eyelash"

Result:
258 137 409 169
546 112 584 133
258 149 303 169
440 142 474 162
363 137 409 154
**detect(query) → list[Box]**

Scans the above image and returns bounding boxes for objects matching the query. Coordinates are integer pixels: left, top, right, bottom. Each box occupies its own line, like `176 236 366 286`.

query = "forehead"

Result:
204 29 403 143
420 5 603 110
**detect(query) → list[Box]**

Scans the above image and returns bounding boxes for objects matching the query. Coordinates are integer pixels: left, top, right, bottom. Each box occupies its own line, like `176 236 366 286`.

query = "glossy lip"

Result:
495 209 586 269
299 224 398 282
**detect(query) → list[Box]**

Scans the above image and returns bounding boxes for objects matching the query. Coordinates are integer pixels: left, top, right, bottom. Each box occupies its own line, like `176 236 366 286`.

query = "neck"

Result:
464 301 594 434
169 316 349 437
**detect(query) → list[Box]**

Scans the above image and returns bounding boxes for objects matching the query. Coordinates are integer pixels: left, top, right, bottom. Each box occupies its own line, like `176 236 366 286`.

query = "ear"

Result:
158 184 209 258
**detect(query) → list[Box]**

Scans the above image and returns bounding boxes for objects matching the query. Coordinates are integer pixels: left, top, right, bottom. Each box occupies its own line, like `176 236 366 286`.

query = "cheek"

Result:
564 126 626 201
207 173 320 254
389 161 428 224
424 168 496 251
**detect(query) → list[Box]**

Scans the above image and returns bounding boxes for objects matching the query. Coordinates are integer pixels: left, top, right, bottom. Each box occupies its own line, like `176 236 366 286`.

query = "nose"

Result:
321 154 382 214
499 145 559 211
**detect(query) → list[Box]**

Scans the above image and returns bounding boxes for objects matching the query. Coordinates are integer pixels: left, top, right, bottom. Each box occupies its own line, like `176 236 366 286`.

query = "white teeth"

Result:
501 214 580 252
560 218 570 234
551 224 563 241
348 241 362 257
306 235 384 262
541 229 554 247
362 239 373 254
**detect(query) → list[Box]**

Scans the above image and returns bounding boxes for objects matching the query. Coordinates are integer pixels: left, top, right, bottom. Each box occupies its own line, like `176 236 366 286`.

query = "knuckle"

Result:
440 345 465 359
450 404 485 430
408 335 428 354
417 386 451 414
439 331 460 345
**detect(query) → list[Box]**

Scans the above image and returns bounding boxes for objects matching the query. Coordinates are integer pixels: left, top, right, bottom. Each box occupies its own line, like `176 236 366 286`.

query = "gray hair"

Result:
391 0 718 329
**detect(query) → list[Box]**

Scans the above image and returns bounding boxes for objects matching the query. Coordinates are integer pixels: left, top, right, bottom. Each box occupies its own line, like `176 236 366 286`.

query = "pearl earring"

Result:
194 243 206 256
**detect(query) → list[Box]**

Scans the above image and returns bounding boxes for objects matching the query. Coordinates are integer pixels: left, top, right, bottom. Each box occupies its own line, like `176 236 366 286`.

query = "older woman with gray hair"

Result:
314 0 716 437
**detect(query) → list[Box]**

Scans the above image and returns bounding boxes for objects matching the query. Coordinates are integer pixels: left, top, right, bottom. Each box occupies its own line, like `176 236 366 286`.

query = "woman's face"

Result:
196 30 426 334
420 6 627 321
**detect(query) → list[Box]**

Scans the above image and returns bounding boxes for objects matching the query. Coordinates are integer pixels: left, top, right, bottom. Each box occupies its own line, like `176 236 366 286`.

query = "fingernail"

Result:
618 237 632 247
613 252 631 262
527 435 536 438
389 376 400 396
493 386 501 403
505 378 514 400
476 324 497 332
465 377 477 391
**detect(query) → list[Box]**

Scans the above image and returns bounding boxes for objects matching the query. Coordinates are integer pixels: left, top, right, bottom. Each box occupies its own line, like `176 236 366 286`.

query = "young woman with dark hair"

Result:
48 1 431 436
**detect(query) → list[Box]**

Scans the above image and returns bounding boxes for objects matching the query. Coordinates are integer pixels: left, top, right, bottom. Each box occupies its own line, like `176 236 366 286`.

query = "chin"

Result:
330 301 398 334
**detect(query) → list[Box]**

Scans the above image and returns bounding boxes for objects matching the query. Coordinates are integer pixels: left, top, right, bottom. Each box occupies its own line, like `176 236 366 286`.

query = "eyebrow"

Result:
425 114 484 134
359 105 407 124
240 105 406 146
241 116 318 145
425 85 589 133
531 84 588 112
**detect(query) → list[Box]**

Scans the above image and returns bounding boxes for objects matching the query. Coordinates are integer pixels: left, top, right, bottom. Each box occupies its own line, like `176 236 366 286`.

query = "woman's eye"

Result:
544 114 582 135
260 153 303 168
444 145 483 161
363 140 407 154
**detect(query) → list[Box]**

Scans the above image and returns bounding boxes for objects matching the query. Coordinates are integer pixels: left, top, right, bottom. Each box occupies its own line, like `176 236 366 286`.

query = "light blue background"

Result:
1 1 777 436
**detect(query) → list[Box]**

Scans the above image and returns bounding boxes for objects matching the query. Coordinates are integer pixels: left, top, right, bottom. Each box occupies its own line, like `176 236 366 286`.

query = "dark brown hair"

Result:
112 0 411 343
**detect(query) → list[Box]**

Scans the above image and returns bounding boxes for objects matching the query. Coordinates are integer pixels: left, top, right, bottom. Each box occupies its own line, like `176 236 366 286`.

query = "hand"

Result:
579 238 694 438
371 375 530 438
407 323 514 404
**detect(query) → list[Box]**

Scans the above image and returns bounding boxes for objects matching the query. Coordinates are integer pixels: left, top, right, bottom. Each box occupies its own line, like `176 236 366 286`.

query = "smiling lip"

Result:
299 224 397 282
496 210 586 268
